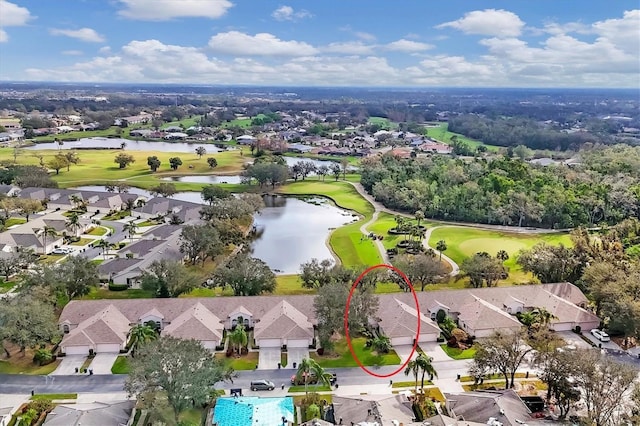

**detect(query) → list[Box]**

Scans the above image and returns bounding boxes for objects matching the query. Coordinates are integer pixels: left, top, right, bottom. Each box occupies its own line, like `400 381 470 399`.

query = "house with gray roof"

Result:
444 390 546 426
43 401 134 426
132 197 201 222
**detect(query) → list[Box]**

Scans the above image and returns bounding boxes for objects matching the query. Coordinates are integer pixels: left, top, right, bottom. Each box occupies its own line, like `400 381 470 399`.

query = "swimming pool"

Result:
213 396 294 426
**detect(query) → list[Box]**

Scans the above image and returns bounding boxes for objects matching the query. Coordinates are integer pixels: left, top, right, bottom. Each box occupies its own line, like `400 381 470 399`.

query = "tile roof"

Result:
378 298 440 338
254 300 313 340
43 401 134 426
163 302 223 341
62 304 130 347
458 297 522 332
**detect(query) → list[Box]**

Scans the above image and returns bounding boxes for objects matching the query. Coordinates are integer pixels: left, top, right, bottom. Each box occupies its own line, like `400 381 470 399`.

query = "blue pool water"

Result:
213 396 294 426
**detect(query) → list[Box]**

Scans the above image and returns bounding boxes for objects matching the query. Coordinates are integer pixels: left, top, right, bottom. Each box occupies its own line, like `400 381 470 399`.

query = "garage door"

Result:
96 343 121 353
65 345 90 355
287 339 309 348
418 333 438 343
391 337 413 346
258 339 281 348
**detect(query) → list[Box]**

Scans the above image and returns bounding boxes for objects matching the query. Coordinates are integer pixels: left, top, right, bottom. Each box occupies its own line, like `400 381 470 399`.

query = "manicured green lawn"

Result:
39 254 65 264
4 217 26 227
0 280 16 294
221 118 252 128
33 127 120 142
279 180 373 216
392 380 433 388
439 344 477 360
30 393 77 400
330 220 382 267
70 237 93 246
182 287 222 297
275 274 317 295
428 226 572 283
289 385 331 393
80 287 154 300
111 356 130 374
161 115 202 129
367 117 398 130
424 123 499 152
459 372 534 382
86 226 108 236
214 351 259 370
0 359 60 375
311 337 400 368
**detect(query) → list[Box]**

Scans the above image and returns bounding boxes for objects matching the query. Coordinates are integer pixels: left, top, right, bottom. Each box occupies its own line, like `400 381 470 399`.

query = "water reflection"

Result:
25 137 223 153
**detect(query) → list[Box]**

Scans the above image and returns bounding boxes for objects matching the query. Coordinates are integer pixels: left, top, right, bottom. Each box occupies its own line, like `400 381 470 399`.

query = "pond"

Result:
161 175 243 184
71 187 355 274
25 137 224 153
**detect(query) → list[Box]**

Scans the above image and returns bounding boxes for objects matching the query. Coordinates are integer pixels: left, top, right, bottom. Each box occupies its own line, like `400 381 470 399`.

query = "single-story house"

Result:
253 300 314 348
444 389 546 426
237 135 256 145
377 298 440 345
43 401 134 426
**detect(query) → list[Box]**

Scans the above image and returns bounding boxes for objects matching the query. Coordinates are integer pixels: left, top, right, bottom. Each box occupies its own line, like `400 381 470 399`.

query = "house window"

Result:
155 321 161 330
63 324 69 334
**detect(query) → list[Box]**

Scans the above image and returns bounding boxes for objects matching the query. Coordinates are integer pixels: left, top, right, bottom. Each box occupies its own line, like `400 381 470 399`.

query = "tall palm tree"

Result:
40 226 58 255
69 194 82 210
128 324 157 357
96 239 110 259
496 250 509 262
123 221 138 239
415 353 438 389
436 240 447 261
404 357 421 393
414 210 424 228
295 357 332 396
228 324 248 355
65 212 81 237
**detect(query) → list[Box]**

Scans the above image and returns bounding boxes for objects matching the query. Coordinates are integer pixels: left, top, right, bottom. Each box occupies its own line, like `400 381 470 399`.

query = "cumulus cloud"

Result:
385 39 433 52
436 9 525 37
208 31 317 56
50 27 105 43
321 41 374 55
272 5 311 21
117 0 232 21
62 50 84 56
0 0 33 42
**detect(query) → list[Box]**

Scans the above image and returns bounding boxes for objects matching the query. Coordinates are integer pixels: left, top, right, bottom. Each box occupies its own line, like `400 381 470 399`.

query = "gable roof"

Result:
62 304 130 347
458 297 522 332
43 401 134 426
379 298 440 338
445 390 542 426
163 302 223 341
254 300 313 340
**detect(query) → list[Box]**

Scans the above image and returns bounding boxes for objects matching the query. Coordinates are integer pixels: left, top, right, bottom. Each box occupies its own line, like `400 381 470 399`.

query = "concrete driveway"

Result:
556 331 593 349
90 353 118 374
582 330 620 350
50 355 86 376
418 342 451 362
286 348 309 370
258 348 281 370
394 345 420 364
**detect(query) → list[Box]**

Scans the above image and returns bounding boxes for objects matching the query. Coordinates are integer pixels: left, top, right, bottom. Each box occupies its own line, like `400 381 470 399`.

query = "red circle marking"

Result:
343 264 420 378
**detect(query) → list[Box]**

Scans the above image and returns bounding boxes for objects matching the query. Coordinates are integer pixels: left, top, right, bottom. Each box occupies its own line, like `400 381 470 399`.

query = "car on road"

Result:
291 372 337 386
51 247 72 255
250 380 275 391
591 329 610 342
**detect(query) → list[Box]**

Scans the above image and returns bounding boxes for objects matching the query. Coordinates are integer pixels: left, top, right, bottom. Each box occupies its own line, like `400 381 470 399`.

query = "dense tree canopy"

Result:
361 151 639 228
211 254 276 296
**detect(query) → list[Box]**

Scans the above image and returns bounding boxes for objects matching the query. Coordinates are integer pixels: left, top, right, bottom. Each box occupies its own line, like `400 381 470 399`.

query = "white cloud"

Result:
50 28 105 43
592 9 640 55
321 41 374 55
117 0 232 21
436 9 525 38
62 50 84 56
98 46 112 54
355 31 376 41
208 31 317 56
0 0 33 42
385 39 433 52
272 5 311 22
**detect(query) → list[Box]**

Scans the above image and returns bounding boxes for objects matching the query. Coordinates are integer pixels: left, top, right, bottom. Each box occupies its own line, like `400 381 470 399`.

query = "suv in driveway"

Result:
250 380 275 391
591 329 610 342
290 372 337 386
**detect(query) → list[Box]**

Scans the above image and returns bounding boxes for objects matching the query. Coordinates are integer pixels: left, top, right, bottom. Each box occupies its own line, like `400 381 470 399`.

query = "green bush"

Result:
108 283 128 291
305 404 320 421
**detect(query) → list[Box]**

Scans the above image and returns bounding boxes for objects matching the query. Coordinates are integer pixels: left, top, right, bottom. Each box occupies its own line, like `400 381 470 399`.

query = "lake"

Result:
72 186 355 274
282 156 358 174
25 137 224 153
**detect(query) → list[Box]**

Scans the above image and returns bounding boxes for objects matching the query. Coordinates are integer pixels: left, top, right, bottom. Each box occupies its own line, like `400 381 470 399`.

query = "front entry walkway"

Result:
258 348 281 370
286 348 310 369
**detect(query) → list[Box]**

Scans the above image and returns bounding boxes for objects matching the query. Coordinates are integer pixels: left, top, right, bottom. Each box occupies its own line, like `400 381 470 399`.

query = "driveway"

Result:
286 348 309 370
394 345 420 364
582 331 621 350
420 342 453 362
50 355 86 376
89 353 118 374
556 331 593 349
258 348 281 370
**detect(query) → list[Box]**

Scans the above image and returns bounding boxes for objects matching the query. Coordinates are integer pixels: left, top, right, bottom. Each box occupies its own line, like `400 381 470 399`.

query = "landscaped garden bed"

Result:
311 337 400 368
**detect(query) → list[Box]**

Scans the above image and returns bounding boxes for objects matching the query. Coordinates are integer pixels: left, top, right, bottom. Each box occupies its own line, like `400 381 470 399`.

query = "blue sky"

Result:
0 0 638 87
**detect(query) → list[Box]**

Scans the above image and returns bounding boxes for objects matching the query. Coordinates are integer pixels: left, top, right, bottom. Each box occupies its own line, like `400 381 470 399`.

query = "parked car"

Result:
51 248 69 255
591 329 610 342
291 372 337 386
250 380 275 391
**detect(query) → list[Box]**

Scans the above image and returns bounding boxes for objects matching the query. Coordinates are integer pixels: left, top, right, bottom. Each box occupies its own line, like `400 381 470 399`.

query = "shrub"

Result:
33 349 53 366
108 283 128 291
316 347 324 356
305 404 321 421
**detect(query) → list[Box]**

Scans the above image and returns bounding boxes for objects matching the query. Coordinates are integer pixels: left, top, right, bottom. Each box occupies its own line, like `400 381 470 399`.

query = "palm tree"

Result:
533 307 557 327
404 357 421 393
128 324 157 357
96 239 110 259
123 221 138 240
371 335 392 354
295 357 332 396
228 324 248 355
69 194 82 210
414 210 424 228
40 226 58 254
415 353 438 389
436 240 447 261
65 212 81 237
496 250 509 262
517 311 538 329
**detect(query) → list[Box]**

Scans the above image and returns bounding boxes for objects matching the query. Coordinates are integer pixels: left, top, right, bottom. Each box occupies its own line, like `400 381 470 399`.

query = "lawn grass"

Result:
459 372 534 382
367 117 398 130
289 385 331 393
428 226 573 283
70 237 93 246
80 287 155 300
39 254 65 264
0 280 16 294
86 226 108 236
221 118 252 128
279 180 373 216
181 287 221 297
4 217 26 227
0 344 61 375
0 147 246 189
311 337 400 368
111 356 130 374
392 380 433 388
102 210 131 221
30 393 77 400
275 275 317 295
281 352 288 368
424 123 499 152
33 127 120 142
214 351 259 370
160 115 202 129
439 344 477 360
